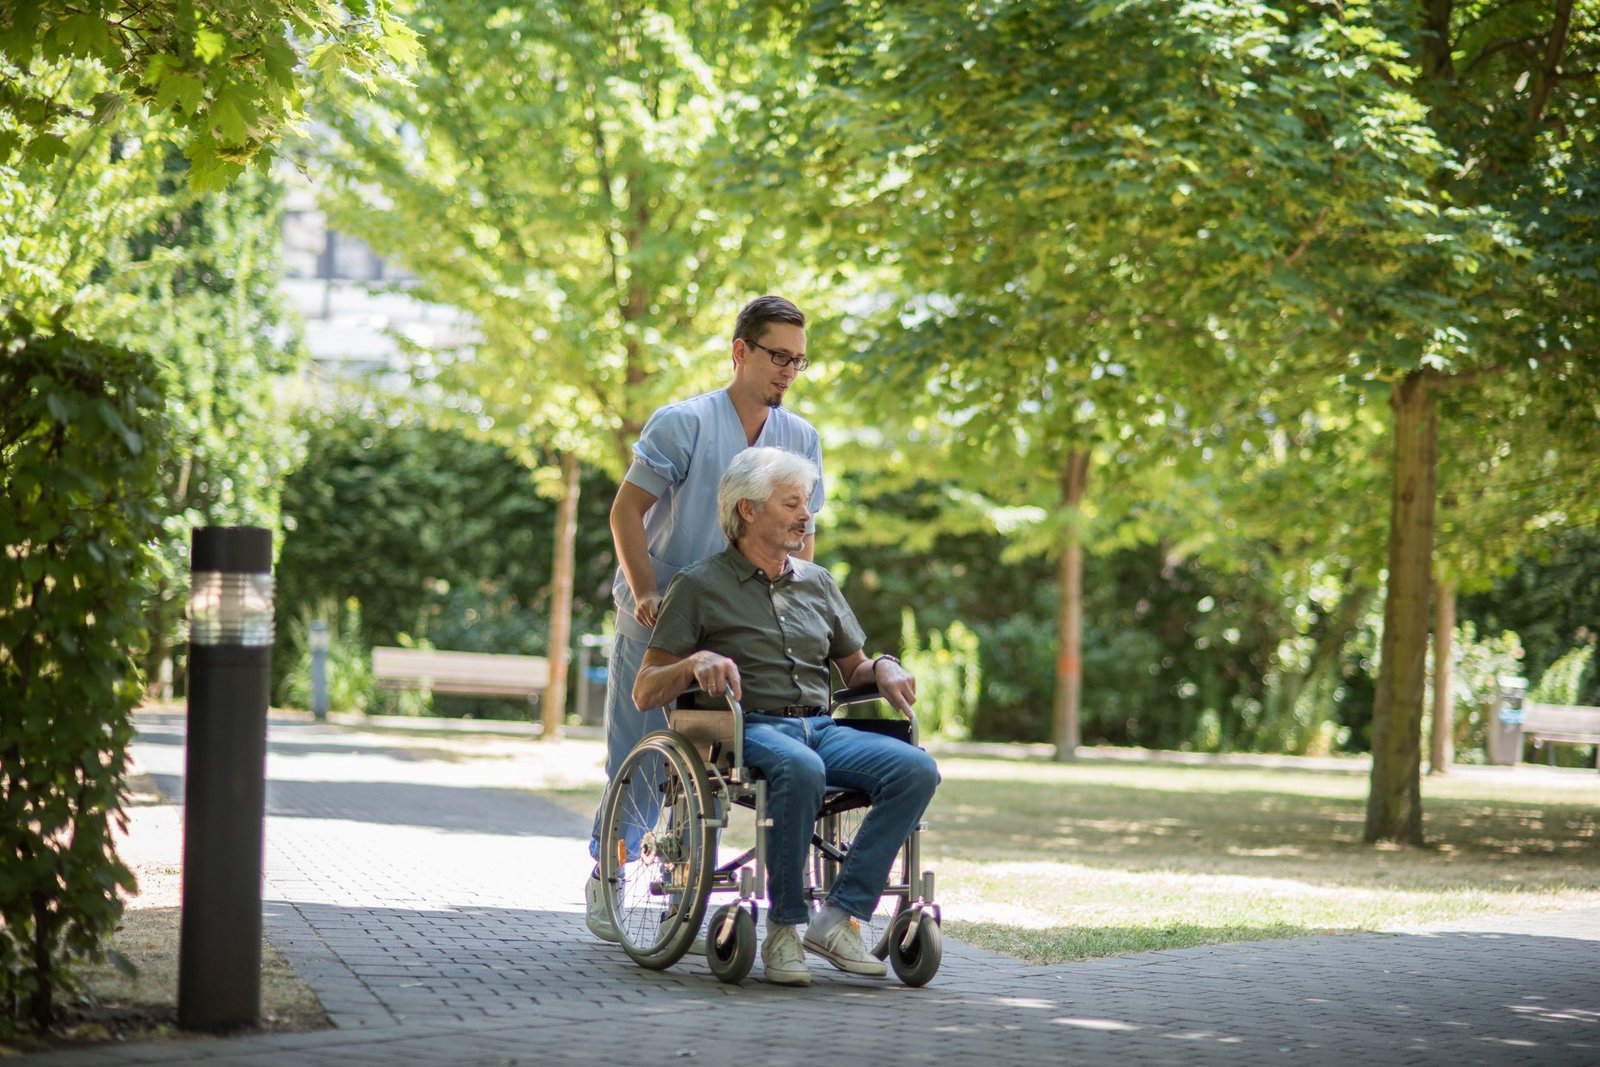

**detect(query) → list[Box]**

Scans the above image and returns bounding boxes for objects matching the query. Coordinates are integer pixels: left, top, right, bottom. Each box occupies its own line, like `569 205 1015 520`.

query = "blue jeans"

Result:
742 714 940 926
588 631 664 861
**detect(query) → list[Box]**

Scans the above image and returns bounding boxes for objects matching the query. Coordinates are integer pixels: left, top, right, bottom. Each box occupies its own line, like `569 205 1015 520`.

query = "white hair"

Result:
718 447 817 541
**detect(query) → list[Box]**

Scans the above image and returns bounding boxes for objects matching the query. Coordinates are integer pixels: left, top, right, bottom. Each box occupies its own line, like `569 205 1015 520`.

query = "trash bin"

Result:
574 633 611 726
1486 675 1528 766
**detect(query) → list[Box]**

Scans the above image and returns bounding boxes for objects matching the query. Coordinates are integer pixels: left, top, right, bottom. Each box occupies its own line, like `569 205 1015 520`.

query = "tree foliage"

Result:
782 0 1599 839
781 0 1462 760
1461 528 1600 707
0 0 418 188
274 406 619 714
104 163 307 691
304 0 827 735
306 0 800 468
0 322 163 1033
3 60 309 694
1 0 410 1035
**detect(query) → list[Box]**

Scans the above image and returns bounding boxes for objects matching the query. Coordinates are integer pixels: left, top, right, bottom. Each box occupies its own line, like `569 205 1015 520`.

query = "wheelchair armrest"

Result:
830 685 920 746
831 684 883 707
666 690 745 778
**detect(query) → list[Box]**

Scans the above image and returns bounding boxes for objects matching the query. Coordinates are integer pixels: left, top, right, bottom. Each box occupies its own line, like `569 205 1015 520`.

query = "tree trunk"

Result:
542 451 581 740
1365 372 1438 845
1429 578 1456 776
1052 450 1090 761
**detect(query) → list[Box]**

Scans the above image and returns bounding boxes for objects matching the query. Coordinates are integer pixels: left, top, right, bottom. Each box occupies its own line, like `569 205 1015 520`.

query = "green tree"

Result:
1354 0 1600 842
793 1 1599 842
100 163 306 691
1460 528 1600 706
305 0 810 737
3 66 308 694
788 0 1454 765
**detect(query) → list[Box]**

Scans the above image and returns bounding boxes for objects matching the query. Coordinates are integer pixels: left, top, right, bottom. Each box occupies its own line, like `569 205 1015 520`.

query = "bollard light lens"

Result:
189 571 275 647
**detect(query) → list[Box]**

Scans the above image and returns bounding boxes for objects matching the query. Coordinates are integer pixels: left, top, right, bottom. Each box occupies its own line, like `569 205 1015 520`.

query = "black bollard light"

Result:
178 526 273 1032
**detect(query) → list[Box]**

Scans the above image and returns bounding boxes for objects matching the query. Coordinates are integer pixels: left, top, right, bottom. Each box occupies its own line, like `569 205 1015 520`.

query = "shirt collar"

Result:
725 544 802 583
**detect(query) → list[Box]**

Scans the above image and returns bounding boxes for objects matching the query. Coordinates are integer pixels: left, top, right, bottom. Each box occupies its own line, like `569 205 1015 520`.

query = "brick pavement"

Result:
13 712 1600 1066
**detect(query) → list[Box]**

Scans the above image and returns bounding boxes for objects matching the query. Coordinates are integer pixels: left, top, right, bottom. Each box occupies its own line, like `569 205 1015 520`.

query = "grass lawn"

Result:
926 757 1600 962
546 753 1600 964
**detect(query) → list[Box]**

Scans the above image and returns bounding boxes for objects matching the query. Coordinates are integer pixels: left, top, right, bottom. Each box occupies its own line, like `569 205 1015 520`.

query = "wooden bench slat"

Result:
1519 701 1600 769
371 646 550 698
1522 702 1600 739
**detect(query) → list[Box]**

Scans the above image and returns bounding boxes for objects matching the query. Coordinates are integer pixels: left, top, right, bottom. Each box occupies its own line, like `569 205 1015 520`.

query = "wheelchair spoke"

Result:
598 732 716 969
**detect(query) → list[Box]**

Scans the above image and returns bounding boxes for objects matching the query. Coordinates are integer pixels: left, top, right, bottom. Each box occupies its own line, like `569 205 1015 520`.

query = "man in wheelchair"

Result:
633 447 941 986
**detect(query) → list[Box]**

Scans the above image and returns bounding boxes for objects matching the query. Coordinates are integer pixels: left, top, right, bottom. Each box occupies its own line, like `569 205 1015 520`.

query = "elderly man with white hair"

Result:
633 446 940 986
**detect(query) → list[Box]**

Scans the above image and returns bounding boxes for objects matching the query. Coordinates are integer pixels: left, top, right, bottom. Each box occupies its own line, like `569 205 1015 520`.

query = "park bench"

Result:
371 646 550 710
1521 701 1600 768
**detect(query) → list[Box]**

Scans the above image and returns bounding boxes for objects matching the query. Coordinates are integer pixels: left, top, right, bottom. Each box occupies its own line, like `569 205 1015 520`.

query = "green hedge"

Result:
0 321 164 1033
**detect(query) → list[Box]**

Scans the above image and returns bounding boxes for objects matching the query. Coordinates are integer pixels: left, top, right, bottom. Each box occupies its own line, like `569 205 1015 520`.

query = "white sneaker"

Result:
761 923 812 986
585 871 620 943
804 914 887 977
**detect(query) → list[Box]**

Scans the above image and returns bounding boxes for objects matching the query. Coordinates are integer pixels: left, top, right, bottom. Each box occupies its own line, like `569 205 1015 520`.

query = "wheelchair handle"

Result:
723 692 745 776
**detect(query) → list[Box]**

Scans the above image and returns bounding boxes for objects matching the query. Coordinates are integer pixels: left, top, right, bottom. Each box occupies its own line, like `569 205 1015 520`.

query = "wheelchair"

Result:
595 684 942 986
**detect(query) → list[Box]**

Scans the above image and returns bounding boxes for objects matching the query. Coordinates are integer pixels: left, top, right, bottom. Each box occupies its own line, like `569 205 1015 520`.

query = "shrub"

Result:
1529 643 1595 706
1 323 163 1033
279 600 377 714
1440 622 1525 765
899 610 981 740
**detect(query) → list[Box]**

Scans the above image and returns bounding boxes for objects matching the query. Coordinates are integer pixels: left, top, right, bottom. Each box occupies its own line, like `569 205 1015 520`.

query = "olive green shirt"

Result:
648 545 866 711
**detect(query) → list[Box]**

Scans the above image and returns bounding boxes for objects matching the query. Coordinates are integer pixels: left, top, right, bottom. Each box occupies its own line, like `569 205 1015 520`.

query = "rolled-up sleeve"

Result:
625 408 697 498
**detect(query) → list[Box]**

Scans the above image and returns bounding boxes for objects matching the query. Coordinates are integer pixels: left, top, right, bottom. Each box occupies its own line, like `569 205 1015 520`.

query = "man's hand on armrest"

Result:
634 647 743 710
837 651 917 718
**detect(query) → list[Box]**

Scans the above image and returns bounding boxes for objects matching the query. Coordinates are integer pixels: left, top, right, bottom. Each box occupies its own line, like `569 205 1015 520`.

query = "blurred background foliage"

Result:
6 1 1598 748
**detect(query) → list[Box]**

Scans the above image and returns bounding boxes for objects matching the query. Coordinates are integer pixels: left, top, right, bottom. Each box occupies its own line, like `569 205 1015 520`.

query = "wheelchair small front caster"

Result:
887 908 941 987
705 904 756 984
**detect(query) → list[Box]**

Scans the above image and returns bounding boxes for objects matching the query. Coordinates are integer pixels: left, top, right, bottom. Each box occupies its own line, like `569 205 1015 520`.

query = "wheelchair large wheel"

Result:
598 730 716 970
810 796 906 959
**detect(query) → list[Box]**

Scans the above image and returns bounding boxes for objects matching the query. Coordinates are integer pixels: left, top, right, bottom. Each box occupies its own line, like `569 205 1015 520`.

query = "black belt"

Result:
751 705 825 719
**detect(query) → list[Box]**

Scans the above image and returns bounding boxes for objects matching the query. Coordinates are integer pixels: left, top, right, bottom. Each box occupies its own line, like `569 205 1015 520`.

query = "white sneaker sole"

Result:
763 965 813 986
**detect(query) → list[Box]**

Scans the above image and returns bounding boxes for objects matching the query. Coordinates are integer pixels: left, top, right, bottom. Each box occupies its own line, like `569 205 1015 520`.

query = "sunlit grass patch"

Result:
921 756 1600 961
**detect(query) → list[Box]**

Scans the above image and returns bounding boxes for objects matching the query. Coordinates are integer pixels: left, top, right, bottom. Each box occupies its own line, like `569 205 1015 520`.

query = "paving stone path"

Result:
16 712 1600 1066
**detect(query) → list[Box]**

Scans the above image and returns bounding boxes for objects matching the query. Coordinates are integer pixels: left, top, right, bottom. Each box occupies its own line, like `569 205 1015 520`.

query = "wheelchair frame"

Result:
595 685 942 986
